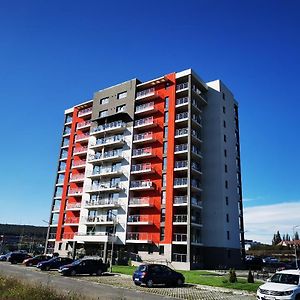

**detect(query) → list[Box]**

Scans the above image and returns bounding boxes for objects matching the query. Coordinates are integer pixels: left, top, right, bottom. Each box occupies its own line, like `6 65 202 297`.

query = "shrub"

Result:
229 268 237 283
247 270 254 283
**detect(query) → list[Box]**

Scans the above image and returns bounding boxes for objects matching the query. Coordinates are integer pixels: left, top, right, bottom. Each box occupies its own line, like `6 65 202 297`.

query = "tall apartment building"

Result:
45 69 245 270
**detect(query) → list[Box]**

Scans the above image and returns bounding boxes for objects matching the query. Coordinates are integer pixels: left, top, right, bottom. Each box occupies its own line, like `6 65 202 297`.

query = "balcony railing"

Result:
72 160 86 167
176 82 188 91
191 215 202 225
66 203 81 209
135 102 154 113
68 188 83 195
86 216 117 223
132 147 153 157
191 180 201 190
129 197 152 206
62 232 77 239
89 182 121 191
173 214 188 223
48 233 56 239
64 217 80 224
192 130 202 142
191 197 202 207
89 149 122 162
70 173 85 181
176 112 188 121
91 121 125 134
134 116 154 127
174 160 188 169
91 135 124 147
174 178 188 186
77 120 91 129
92 167 121 176
75 133 89 141
78 107 92 116
136 87 155 99
126 232 152 242
73 146 88 154
65 116 73 123
85 198 120 207
174 196 188 205
131 163 152 173
128 215 153 223
176 97 188 106
175 128 188 137
63 129 71 135
173 233 187 242
130 180 153 189
175 143 188 153
172 253 187 262
133 132 153 142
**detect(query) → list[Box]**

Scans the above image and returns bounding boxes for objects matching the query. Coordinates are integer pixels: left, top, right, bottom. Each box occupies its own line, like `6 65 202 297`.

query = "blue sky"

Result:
0 0 299 243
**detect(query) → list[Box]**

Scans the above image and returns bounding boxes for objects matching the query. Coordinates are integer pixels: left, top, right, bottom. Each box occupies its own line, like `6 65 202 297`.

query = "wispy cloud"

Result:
244 201 300 244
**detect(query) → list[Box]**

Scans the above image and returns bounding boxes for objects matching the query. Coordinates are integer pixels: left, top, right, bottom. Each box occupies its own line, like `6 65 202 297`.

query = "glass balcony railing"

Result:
191 129 202 141
75 133 89 141
133 132 153 142
128 215 153 223
175 128 188 137
132 147 152 157
175 143 188 152
92 166 121 176
129 197 152 206
91 121 125 134
191 179 201 190
191 162 201 173
126 232 152 241
134 116 154 127
131 163 152 173
136 87 155 99
91 134 124 147
78 107 92 116
86 215 116 223
68 188 83 195
72 160 86 167
174 160 188 169
192 145 202 157
77 120 91 129
66 203 81 209
174 196 188 205
73 146 88 154
62 233 77 239
191 215 202 225
176 112 188 121
176 82 188 91
176 97 189 106
174 178 188 186
64 217 80 224
89 149 122 161
173 214 188 223
63 129 71 135
173 233 187 242
135 102 154 113
85 198 119 207
65 116 72 123
130 180 153 189
191 197 202 207
70 174 84 181
89 182 121 191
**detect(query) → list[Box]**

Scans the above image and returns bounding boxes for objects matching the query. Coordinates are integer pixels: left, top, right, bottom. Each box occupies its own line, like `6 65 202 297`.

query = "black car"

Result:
8 252 32 264
132 264 185 287
37 257 73 271
58 258 108 276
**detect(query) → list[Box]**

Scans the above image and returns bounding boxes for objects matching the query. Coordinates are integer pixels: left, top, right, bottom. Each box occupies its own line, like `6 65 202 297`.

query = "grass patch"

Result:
0 274 82 300
112 266 260 293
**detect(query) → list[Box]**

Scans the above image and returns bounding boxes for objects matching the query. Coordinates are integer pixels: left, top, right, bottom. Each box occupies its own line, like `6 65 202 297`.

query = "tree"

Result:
282 234 286 241
295 231 299 241
272 231 282 245
247 269 254 283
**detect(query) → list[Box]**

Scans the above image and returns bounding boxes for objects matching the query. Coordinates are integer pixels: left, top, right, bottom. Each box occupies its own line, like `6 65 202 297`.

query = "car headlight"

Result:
280 290 293 296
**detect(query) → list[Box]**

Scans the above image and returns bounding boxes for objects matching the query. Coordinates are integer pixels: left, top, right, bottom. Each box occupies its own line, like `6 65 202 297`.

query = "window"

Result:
223 106 226 113
225 164 228 173
116 104 126 112
223 120 226 128
160 227 165 240
164 97 169 110
161 208 166 222
163 157 167 170
117 91 127 99
224 149 227 157
224 134 227 142
163 141 168 154
164 126 168 138
148 245 153 254
225 180 228 189
226 214 229 223
226 196 229 205
222 92 225 100
164 111 169 123
159 246 164 255
100 97 109 105
161 191 166 205
99 110 108 118
227 231 230 240
162 174 167 187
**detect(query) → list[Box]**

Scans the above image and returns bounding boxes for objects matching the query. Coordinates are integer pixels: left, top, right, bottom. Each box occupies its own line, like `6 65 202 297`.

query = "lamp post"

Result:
293 225 300 269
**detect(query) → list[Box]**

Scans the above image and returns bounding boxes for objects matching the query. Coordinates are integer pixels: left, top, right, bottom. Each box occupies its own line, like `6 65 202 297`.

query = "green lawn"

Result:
112 266 260 293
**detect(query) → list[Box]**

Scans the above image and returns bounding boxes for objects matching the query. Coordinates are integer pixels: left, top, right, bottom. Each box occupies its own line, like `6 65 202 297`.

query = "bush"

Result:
229 268 237 283
247 270 254 283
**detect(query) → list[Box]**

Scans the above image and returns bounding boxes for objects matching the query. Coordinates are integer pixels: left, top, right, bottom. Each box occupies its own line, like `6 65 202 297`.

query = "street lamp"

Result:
293 225 300 269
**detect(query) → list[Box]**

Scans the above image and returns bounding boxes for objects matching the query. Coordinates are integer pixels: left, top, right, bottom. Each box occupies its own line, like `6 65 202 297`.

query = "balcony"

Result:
134 116 156 129
191 180 202 192
86 183 123 193
70 173 85 182
90 135 125 150
173 233 187 244
136 87 156 101
78 107 92 117
63 129 71 136
73 146 88 155
192 130 203 143
89 168 122 179
126 232 152 243
175 128 188 138
128 197 153 207
72 160 86 169
91 121 125 136
64 217 80 225
89 150 123 163
127 215 153 225
68 188 83 196
176 82 188 92
191 215 202 227
174 143 188 154
174 160 188 171
174 178 188 189
66 203 81 210
62 232 77 239
85 198 120 208
65 116 73 124
173 214 188 224
191 197 202 208
132 147 154 159
133 132 155 144
74 231 113 243
135 102 157 115
131 163 154 175
77 120 91 129
176 97 189 107
174 196 188 206
75 133 89 142
192 86 207 104
130 180 154 191
85 216 117 225
61 142 69 149
175 112 188 123
191 162 202 175
48 233 56 240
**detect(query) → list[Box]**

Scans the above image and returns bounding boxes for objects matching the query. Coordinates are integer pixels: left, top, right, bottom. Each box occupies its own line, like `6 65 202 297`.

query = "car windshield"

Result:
71 260 82 266
271 273 299 285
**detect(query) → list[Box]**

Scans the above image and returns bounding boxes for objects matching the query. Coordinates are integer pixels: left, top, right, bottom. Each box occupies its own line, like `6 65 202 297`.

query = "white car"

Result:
257 269 300 300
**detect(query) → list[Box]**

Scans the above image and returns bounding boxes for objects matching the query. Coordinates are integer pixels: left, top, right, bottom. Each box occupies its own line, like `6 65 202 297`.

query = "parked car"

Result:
245 256 263 270
132 264 185 287
0 252 11 261
58 258 107 276
23 254 52 266
37 257 73 271
257 269 300 300
262 261 289 273
8 252 32 264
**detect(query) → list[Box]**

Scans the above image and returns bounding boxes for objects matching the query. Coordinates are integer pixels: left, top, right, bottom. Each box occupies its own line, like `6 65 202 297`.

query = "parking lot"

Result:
0 262 256 300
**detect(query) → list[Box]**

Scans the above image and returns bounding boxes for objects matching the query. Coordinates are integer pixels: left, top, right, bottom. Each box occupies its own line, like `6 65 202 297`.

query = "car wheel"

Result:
134 282 141 286
70 270 76 276
146 279 154 288
177 278 184 286
296 295 300 300
96 269 103 276
28 262 32 267
11 260 17 264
